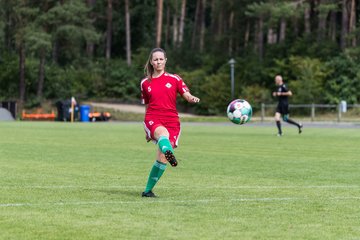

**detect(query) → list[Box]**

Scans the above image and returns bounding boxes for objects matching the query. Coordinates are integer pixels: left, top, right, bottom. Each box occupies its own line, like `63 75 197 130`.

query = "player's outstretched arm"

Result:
182 92 200 103
282 90 293 96
274 90 293 97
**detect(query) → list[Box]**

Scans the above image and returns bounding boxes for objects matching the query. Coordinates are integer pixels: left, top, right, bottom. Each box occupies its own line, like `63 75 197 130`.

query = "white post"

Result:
311 103 315 122
261 103 265 122
228 58 236 99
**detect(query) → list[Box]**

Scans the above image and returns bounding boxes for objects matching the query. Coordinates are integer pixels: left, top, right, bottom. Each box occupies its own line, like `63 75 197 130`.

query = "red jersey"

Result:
140 72 189 118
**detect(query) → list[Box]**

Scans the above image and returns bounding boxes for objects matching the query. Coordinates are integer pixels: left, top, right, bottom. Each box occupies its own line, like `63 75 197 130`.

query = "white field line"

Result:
1 197 360 208
0 185 359 189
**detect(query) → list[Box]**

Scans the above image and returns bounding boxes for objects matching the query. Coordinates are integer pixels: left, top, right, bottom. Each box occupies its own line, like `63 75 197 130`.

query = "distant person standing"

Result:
272 75 303 136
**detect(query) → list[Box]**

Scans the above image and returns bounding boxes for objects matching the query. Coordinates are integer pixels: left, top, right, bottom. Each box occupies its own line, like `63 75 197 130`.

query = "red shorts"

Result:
143 117 181 148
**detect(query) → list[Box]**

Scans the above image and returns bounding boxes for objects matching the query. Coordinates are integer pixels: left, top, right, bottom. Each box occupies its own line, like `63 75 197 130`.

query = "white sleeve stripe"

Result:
140 78 148 91
167 73 181 81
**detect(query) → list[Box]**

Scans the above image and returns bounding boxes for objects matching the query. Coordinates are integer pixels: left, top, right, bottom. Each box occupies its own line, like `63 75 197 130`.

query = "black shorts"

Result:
276 103 289 115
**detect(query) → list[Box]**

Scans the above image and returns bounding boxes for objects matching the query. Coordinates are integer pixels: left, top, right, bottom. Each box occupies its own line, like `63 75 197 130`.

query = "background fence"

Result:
260 103 360 122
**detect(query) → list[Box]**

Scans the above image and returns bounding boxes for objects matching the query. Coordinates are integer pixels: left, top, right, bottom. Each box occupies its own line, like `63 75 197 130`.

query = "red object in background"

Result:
88 112 111 122
22 110 56 121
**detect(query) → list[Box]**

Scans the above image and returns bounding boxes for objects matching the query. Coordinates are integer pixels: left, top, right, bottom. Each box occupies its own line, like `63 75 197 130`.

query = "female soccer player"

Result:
140 48 200 197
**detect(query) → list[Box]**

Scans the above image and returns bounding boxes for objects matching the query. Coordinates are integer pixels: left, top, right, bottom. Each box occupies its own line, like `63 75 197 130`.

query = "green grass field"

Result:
0 122 359 239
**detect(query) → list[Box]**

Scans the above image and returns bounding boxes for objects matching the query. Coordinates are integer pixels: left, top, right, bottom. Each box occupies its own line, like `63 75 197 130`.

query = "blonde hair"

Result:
144 48 167 80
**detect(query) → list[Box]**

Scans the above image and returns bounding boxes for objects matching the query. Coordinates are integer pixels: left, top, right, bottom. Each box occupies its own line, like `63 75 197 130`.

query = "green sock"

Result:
158 136 174 154
144 160 167 193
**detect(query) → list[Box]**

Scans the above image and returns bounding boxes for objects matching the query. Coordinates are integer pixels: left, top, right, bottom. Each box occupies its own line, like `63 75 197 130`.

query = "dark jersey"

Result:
276 84 289 105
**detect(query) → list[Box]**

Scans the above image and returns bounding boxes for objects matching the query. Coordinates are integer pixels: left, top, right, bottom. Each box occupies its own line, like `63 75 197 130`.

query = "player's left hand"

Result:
190 96 200 103
273 92 281 97
183 92 200 103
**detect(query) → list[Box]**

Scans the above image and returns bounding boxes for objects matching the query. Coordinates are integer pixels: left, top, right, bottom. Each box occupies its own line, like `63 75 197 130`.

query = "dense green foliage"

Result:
0 0 359 114
1 122 360 239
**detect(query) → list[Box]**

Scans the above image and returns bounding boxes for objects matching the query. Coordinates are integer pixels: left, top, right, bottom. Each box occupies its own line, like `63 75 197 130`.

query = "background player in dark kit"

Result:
272 75 303 136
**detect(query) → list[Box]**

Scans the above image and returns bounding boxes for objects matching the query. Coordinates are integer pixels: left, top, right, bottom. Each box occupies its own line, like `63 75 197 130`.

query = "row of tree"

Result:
0 0 359 114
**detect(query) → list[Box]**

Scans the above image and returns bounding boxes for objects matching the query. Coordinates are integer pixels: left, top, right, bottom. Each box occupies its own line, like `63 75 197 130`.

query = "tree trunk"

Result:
178 0 186 47
340 0 349 50
293 16 299 37
228 10 234 56
4 5 12 52
52 0 64 63
267 27 276 45
106 0 113 59
86 0 96 57
217 7 223 39
279 18 286 43
173 13 178 46
36 50 46 100
257 16 264 60
52 40 58 63
349 0 356 47
191 0 200 49
210 0 217 35
165 5 170 46
156 0 164 47
244 21 250 48
317 12 327 42
329 10 337 42
36 1 49 101
199 0 206 53
19 43 26 104
304 2 311 35
125 0 131 66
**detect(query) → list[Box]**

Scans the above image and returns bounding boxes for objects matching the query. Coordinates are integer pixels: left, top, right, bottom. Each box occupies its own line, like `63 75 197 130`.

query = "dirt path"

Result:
87 102 196 117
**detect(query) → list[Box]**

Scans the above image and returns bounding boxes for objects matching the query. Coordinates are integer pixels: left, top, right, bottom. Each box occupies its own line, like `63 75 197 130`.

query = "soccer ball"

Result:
227 99 252 125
